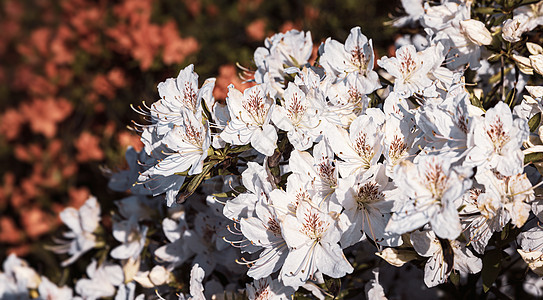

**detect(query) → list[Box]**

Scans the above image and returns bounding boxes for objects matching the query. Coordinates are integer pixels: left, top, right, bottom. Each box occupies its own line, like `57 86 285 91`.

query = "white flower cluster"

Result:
4 0 543 299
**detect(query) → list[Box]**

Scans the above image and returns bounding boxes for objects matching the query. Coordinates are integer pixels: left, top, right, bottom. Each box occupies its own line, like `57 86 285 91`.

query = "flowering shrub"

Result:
4 0 543 299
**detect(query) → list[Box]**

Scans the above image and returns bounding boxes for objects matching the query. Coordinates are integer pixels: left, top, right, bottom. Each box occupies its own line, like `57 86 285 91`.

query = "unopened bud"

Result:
460 19 492 45
530 54 543 75
527 42 543 55
502 18 526 43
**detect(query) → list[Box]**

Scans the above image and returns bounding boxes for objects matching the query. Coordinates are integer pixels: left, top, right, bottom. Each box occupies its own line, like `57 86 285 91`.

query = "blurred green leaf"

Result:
482 249 502 293
529 112 541 132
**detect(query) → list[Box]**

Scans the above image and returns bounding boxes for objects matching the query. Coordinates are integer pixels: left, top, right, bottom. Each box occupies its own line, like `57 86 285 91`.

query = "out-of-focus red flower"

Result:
246 19 267 41
0 217 23 244
206 4 219 16
75 131 104 162
21 206 55 239
20 98 73 138
7 245 30 257
107 68 127 88
68 186 90 209
279 21 301 33
0 109 24 141
118 131 143 152
213 64 255 101
31 27 52 57
184 0 202 16
161 21 199 65
51 25 74 65
0 173 15 209
304 5 320 22
132 23 162 70
93 74 116 100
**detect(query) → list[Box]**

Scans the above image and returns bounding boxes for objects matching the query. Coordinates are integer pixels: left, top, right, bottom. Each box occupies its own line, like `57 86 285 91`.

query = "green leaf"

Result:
325 277 341 298
524 152 543 164
520 0 541 6
529 112 541 132
449 271 460 287
505 87 517 107
500 223 510 240
488 53 503 63
474 7 501 14
482 249 503 293
228 144 253 154
176 162 214 204
470 93 484 110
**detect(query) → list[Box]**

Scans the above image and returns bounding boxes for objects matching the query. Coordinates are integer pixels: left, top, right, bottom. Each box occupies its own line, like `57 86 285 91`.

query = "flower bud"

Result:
530 54 543 75
149 265 171 286
527 42 543 55
512 54 534 75
502 18 525 43
460 19 492 45
526 86 543 99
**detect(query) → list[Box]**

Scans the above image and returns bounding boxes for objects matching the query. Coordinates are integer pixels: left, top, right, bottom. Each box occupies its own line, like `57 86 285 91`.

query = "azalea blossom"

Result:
465 101 529 176
325 109 384 177
386 155 471 240
246 277 294 300
377 44 438 97
410 230 482 288
336 164 402 248
220 84 278 156
320 26 381 94
271 82 322 150
280 200 353 288
49 196 101 267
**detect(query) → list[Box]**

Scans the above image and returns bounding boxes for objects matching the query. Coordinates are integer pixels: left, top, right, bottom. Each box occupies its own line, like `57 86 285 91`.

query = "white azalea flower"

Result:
254 29 313 94
475 170 534 228
246 277 294 300
514 2 543 32
156 64 214 117
416 82 473 159
155 213 192 269
50 196 101 267
223 161 274 222
320 26 381 94
502 17 527 43
325 109 385 178
239 199 288 279
458 188 508 254
280 200 353 289
110 216 148 261
393 0 424 27
75 260 124 300
38 276 73 299
365 268 387 300
139 65 214 155
382 92 417 177
410 230 482 288
289 139 338 198
336 164 402 248
1 254 40 292
465 101 529 176
133 265 172 288
377 44 438 97
272 82 322 150
177 264 206 300
326 73 371 126
386 155 471 240
459 19 492 46
220 84 278 156
143 108 211 177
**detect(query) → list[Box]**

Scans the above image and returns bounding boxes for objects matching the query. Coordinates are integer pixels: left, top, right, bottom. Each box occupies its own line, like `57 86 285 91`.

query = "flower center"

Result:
356 182 384 209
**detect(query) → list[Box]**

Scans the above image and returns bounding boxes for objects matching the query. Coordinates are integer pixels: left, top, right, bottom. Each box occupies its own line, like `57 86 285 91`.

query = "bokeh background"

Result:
0 0 399 281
